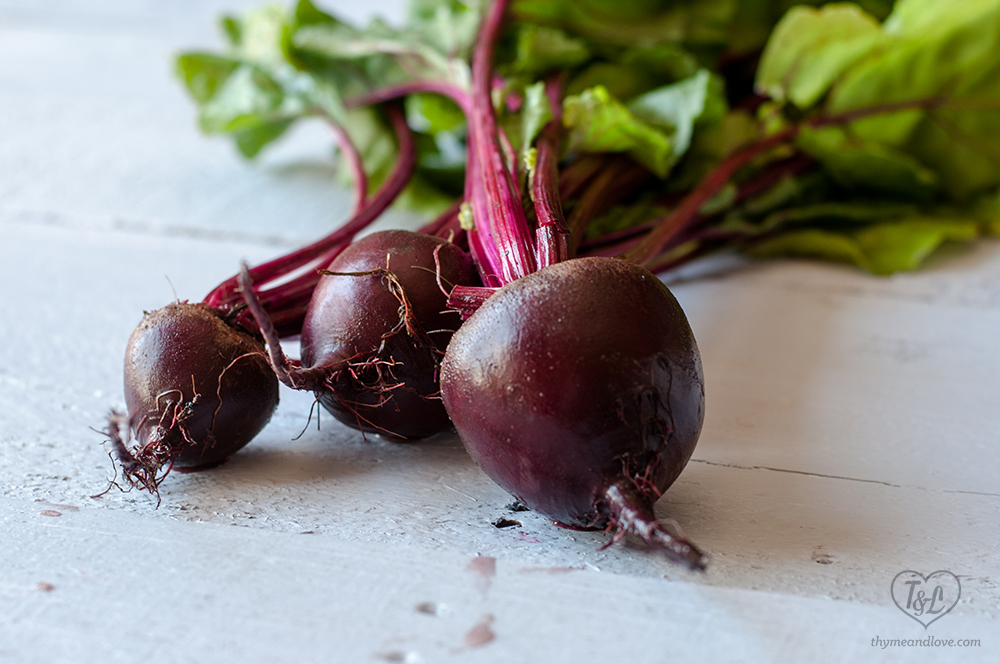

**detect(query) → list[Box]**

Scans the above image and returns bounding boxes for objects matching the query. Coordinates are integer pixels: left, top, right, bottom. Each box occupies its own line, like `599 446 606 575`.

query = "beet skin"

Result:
441 257 706 567
300 230 475 439
123 302 279 471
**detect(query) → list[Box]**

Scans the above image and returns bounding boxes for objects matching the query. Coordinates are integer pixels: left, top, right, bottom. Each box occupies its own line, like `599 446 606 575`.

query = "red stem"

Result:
464 136 504 285
447 285 499 320
619 127 796 264
533 135 570 269
204 105 416 336
345 81 471 114
580 152 816 258
532 76 569 269
621 95 952 266
468 0 536 284
328 120 368 215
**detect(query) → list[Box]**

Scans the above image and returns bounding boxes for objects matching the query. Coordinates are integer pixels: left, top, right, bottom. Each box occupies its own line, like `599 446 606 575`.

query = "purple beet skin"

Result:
300 230 476 439
116 302 279 491
441 257 707 568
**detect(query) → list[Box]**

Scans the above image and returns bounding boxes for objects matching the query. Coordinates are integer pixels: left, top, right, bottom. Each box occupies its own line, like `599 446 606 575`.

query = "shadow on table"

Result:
161 426 479 497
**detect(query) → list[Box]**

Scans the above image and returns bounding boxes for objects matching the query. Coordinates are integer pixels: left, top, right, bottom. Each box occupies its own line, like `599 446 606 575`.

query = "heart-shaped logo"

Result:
890 570 961 628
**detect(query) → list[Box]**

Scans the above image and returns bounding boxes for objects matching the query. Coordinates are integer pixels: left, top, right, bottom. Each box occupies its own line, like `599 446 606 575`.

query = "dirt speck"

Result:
39 510 62 517
374 651 419 663
416 601 444 616
492 517 521 529
505 501 530 512
467 555 496 578
462 614 495 648
812 547 838 564
37 582 55 592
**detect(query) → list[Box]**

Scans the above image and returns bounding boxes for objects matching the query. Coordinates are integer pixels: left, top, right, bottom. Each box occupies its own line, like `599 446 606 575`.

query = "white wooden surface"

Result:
1 2 997 662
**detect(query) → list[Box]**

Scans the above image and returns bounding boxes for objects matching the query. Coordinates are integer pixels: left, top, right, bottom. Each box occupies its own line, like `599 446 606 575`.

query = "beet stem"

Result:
345 81 471 114
604 481 708 572
328 119 369 215
418 199 463 236
468 0 536 284
237 264 313 391
531 80 569 269
567 158 650 257
620 95 952 266
446 285 499 319
204 105 416 323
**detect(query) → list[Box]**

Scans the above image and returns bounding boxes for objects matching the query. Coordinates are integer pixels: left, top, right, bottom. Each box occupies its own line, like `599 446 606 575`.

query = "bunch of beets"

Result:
102 0 1000 571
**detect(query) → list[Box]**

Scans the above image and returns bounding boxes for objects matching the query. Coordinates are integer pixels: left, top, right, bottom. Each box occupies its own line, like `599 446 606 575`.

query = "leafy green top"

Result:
176 0 1000 275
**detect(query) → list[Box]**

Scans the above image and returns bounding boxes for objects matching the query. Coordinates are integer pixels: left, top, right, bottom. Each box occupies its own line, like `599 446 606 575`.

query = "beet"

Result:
441 257 707 568
243 230 476 440
106 302 279 494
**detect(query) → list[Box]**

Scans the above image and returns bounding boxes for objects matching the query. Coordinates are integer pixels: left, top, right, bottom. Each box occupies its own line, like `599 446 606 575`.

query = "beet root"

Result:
108 302 279 494
296 230 476 439
441 257 707 569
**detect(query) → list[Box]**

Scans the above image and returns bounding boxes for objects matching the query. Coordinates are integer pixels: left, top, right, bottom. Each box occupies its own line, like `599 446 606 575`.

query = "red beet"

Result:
106 303 279 494
441 257 707 569
243 230 476 439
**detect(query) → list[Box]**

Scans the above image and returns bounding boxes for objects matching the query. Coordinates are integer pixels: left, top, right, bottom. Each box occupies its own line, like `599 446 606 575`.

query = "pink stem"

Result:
205 106 416 337
464 136 505 286
621 95 951 266
345 81 472 114
533 136 569 269
447 285 499 319
328 120 368 215
619 127 797 265
468 0 536 284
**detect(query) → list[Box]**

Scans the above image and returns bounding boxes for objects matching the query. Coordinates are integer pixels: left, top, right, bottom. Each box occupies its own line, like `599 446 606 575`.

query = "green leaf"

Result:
511 0 738 48
966 193 1000 235
668 108 760 190
405 93 466 134
394 173 458 216
197 65 289 134
220 15 242 47
882 0 996 37
584 199 666 240
618 43 701 82
563 85 673 176
233 120 293 158
292 19 465 89
756 201 919 232
566 62 666 101
294 0 335 26
755 4 882 108
520 81 554 152
506 24 590 76
234 4 293 68
797 125 939 200
857 218 978 273
407 0 484 60
629 69 726 161
826 0 1000 199
749 217 980 274
176 53 240 104
726 0 893 55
